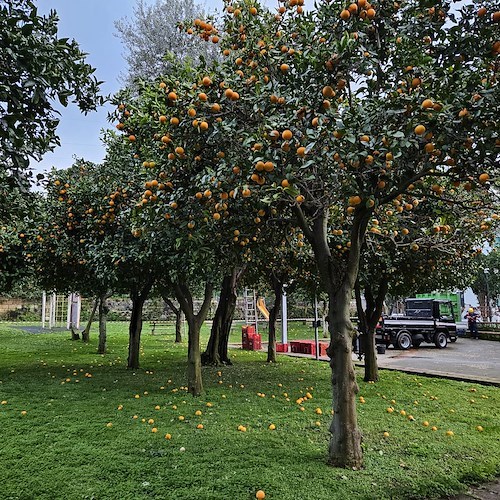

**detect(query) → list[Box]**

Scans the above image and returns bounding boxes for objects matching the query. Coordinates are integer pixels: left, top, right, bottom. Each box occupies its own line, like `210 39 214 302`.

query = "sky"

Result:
34 0 272 175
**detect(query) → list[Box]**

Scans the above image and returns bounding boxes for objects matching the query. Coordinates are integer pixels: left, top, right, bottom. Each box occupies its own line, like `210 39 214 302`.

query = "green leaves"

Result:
0 1 101 179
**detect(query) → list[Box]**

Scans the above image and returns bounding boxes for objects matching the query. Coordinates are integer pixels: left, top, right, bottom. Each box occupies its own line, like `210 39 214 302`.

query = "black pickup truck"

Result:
376 298 458 350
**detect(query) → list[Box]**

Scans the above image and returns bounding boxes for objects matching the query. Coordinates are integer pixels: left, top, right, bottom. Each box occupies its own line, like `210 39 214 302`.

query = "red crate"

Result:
301 341 316 355
319 342 329 356
276 343 289 353
252 335 262 350
290 341 302 353
246 325 256 335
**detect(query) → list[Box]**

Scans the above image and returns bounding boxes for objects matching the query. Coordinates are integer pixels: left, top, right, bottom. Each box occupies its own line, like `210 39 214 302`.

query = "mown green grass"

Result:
0 322 499 500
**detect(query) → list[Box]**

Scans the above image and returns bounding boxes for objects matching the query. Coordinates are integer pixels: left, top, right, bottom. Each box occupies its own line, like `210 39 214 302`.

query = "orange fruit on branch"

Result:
348 195 362 206
414 124 426 135
322 86 335 98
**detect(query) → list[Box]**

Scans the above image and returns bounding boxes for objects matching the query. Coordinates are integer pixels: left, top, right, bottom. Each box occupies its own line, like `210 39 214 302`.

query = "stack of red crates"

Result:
289 340 329 356
242 325 261 351
276 343 289 352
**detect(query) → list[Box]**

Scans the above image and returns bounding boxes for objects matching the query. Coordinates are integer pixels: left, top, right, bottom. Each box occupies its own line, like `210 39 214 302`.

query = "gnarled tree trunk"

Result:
97 294 110 355
267 276 282 363
321 299 329 338
81 296 99 342
163 297 182 343
127 281 153 369
70 327 80 340
175 281 214 396
202 267 243 366
355 278 388 383
297 206 370 468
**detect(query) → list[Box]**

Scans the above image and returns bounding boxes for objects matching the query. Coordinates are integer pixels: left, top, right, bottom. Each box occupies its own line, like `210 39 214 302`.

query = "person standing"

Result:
464 307 479 339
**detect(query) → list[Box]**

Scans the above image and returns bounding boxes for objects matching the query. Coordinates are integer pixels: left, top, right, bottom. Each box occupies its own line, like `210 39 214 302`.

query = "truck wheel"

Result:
396 331 412 350
434 332 448 349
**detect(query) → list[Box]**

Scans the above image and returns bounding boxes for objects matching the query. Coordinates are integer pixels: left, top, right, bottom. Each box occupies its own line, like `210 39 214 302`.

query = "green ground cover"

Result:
0 322 499 499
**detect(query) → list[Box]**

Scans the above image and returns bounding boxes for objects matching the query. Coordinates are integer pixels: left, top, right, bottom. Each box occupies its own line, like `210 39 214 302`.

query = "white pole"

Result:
281 287 288 345
314 295 319 360
254 289 258 335
41 292 46 329
50 293 56 328
48 293 53 329
67 293 72 329
75 294 81 329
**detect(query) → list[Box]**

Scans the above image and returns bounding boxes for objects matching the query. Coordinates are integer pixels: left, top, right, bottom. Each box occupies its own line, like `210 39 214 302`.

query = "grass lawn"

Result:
0 322 499 500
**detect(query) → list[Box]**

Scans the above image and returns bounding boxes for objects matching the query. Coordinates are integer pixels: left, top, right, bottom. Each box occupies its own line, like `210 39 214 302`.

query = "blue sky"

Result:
33 0 250 175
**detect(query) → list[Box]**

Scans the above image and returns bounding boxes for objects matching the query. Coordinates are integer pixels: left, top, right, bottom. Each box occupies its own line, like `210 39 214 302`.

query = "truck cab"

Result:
376 298 458 349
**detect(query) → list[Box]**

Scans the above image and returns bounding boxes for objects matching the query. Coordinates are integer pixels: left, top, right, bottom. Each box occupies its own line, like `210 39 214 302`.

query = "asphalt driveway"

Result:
371 337 500 385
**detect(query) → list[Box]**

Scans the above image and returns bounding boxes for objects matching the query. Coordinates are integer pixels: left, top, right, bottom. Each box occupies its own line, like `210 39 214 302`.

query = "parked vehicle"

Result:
376 298 458 349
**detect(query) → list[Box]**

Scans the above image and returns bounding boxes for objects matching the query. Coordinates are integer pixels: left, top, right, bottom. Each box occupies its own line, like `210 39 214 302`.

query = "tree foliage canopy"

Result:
0 0 101 180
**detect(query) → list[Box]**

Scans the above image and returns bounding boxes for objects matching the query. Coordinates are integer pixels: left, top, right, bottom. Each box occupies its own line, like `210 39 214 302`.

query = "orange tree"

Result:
0 170 38 293
28 135 159 360
242 217 320 362
116 0 499 467
113 67 313 375
0 0 101 181
112 67 238 390
355 184 499 382
27 161 113 344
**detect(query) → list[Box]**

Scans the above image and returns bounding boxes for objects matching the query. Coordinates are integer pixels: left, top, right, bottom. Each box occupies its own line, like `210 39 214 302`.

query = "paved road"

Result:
372 337 500 385
280 338 500 385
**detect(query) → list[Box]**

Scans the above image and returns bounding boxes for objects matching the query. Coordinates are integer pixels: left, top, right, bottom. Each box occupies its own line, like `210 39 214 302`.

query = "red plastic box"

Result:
276 343 289 353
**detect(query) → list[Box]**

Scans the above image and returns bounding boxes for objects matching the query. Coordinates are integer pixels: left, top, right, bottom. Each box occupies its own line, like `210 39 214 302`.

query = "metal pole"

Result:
67 293 72 330
50 293 56 329
314 295 319 360
281 288 288 345
254 289 258 335
484 269 491 322
41 292 46 329
75 294 81 329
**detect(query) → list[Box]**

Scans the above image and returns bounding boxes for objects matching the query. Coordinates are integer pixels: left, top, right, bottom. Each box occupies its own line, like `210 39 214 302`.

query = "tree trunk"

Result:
127 281 153 370
97 295 109 355
202 268 242 366
70 327 80 340
477 292 489 321
357 278 389 383
327 285 363 469
364 325 378 379
175 281 214 396
321 300 329 338
216 293 237 365
202 287 223 366
81 296 99 342
354 281 367 359
267 277 282 363
295 205 369 468
164 297 182 343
